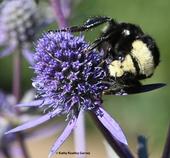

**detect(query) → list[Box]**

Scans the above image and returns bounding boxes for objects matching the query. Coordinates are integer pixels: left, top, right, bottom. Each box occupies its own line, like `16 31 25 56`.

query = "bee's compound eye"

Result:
122 29 130 36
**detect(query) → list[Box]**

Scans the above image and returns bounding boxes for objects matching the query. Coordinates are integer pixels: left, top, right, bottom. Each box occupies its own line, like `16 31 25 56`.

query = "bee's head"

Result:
114 23 144 56
120 23 144 37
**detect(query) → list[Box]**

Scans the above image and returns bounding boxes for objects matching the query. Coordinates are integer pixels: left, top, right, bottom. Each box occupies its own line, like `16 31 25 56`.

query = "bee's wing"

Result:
122 83 166 95
104 83 166 95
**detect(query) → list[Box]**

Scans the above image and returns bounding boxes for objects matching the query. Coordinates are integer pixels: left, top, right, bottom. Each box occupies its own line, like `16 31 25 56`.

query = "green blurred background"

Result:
0 0 169 157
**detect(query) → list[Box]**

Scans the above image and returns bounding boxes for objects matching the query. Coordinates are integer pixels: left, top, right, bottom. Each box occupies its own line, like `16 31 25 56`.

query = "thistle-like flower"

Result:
6 31 128 158
0 0 53 65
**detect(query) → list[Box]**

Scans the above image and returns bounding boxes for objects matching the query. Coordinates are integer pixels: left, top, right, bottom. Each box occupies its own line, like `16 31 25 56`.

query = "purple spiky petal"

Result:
16 99 44 107
48 115 79 158
5 109 61 134
95 107 128 145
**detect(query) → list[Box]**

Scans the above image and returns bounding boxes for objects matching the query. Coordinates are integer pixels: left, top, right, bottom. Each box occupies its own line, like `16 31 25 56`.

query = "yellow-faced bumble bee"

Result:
56 16 165 95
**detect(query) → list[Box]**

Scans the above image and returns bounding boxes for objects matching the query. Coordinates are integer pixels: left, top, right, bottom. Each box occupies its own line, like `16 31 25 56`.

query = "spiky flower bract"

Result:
6 31 128 158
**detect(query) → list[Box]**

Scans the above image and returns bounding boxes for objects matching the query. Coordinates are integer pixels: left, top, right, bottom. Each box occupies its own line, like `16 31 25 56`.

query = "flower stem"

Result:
12 49 30 158
74 111 86 158
13 50 21 103
162 124 170 158
50 0 68 28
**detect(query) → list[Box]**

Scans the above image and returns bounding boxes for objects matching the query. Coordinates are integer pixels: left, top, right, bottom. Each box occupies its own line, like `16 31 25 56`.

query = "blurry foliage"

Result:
0 0 169 157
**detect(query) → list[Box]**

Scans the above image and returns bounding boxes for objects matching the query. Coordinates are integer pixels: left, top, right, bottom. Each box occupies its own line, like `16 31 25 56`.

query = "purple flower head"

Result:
6 31 128 158
33 31 109 116
0 0 39 47
0 0 54 65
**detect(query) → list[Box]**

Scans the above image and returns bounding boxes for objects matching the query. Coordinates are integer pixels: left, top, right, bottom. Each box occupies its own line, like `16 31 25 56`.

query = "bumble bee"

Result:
56 16 165 95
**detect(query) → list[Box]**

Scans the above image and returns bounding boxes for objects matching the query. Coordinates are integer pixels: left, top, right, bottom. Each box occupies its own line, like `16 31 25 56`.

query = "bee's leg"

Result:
102 80 127 95
102 75 131 95
85 28 117 53
85 37 106 52
54 16 115 32
81 31 115 60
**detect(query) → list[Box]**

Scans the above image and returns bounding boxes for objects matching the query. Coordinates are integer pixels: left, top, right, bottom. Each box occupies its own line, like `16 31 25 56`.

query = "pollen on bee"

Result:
131 40 154 77
108 55 136 78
